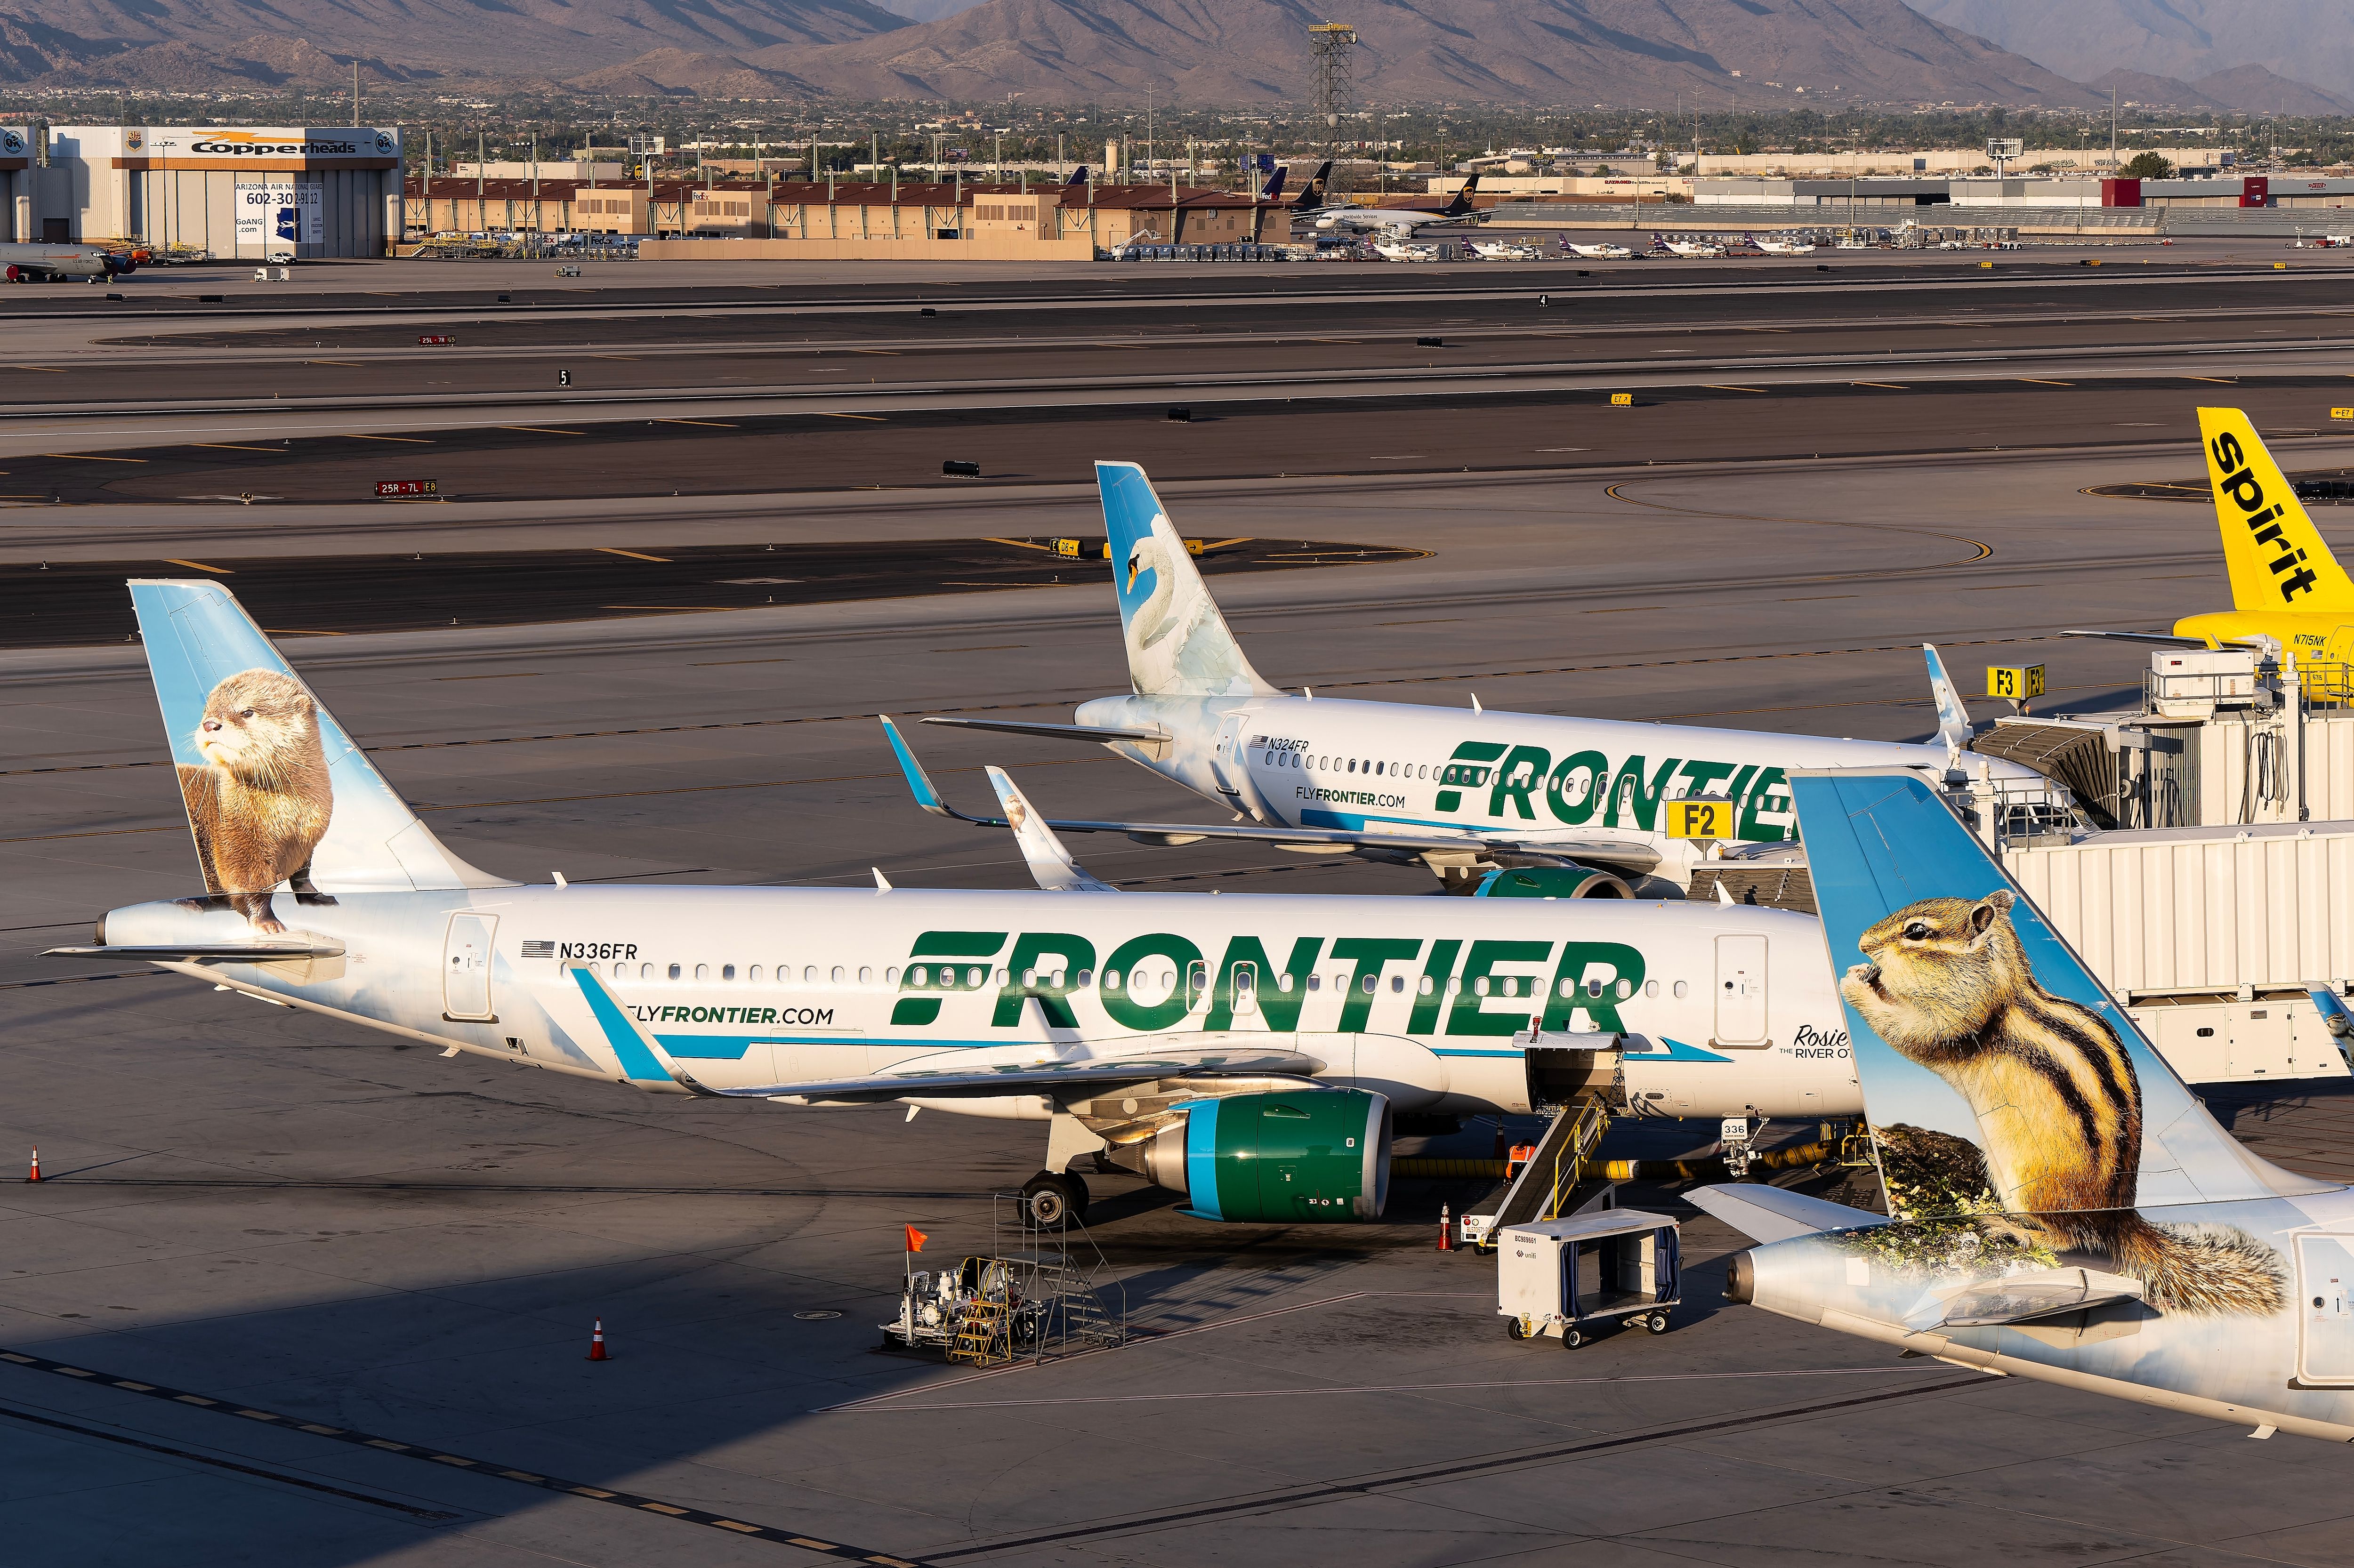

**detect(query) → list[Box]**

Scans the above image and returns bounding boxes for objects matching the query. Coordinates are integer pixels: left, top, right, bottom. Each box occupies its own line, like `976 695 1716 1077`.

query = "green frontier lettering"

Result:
992 933 1097 1028
1408 939 1461 1032
1540 941 1645 1034
891 930 1008 1026
1738 766 1790 842
1435 741 1506 812
1447 940 1552 1036
1547 749 1608 825
1486 745 1549 820
1329 937 1424 1030
1203 936 1324 1030
1102 932 1204 1031
1603 756 1678 831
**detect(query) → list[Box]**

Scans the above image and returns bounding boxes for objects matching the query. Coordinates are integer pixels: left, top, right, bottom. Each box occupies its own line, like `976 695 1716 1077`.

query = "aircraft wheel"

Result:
1021 1172 1086 1228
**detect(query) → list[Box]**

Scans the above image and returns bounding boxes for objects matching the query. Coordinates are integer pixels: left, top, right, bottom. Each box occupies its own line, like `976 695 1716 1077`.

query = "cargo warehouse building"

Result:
5 125 401 257
403 175 1285 259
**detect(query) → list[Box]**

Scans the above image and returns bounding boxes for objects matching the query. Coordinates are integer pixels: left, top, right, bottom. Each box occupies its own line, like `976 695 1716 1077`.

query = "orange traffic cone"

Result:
26 1148 40 1183
587 1318 610 1361
1437 1203 1453 1252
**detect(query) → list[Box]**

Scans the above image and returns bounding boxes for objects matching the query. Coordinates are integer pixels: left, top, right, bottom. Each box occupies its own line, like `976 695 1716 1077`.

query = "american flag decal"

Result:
521 940 556 958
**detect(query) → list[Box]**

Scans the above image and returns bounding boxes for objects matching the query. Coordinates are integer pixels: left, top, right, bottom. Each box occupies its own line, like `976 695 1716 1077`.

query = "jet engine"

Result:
1106 1088 1390 1222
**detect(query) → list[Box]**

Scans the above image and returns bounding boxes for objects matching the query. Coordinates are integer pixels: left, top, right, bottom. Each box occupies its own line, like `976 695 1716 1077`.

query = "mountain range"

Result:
0 0 2346 110
1908 1 2354 114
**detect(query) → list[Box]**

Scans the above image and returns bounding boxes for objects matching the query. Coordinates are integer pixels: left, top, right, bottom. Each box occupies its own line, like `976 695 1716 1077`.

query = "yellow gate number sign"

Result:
2331 408 2354 421
1986 664 2046 700
1667 799 1736 839
1610 392 1634 406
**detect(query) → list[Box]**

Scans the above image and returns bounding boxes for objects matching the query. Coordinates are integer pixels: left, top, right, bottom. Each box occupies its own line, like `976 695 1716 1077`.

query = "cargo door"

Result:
1713 934 1767 1045
442 913 496 1021
2297 1233 2354 1385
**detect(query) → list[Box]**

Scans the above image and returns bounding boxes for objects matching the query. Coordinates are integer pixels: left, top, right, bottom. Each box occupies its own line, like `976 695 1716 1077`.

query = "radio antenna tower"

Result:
1308 21 1356 167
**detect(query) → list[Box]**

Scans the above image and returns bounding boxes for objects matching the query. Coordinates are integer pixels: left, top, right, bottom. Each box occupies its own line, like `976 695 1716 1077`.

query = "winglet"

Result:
565 963 709 1092
880 715 955 819
1923 643 1973 755
985 767 1116 892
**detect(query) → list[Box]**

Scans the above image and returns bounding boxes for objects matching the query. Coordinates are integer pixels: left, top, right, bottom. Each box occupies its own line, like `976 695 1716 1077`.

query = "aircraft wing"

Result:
720 1045 1326 1103
1686 1184 1889 1243
882 717 1661 871
919 716 1171 745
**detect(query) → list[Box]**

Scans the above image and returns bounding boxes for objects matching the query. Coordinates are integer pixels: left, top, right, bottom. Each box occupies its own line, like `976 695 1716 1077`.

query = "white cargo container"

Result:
2004 820 2354 1082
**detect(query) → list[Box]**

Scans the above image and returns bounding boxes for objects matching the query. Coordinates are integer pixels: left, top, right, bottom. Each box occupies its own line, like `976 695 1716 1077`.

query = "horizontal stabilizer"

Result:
919 716 1170 745
1685 1183 1889 1244
1905 1266 2147 1331
722 1046 1323 1103
43 942 347 962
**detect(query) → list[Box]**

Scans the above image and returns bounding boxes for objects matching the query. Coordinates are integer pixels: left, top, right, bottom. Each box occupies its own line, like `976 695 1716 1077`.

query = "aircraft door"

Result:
1714 934 1767 1046
2297 1233 2354 1385
443 913 496 1021
1209 712 1266 819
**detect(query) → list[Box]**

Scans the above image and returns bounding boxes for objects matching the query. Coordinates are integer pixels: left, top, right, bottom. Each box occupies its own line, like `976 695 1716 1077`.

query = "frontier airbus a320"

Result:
55 581 1873 1230
916 463 2074 896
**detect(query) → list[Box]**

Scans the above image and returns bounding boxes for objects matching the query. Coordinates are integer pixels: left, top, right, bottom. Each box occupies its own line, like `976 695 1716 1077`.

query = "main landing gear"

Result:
1020 1171 1089 1228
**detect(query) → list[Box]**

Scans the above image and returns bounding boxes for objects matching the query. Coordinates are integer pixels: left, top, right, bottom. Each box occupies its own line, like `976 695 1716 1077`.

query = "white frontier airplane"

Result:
1691 766 2354 1438
54 581 1869 1228
918 463 2070 895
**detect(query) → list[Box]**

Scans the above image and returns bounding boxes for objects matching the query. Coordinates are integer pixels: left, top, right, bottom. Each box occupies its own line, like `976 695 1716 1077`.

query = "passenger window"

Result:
1673 980 1688 999
1645 980 1658 998
1419 975 1434 996
668 963 682 980
1558 977 1574 998
1306 973 1321 991
1390 974 1405 993
1104 970 1122 990
996 967 1009 985
722 964 736 981
1586 978 1603 998
641 963 654 980
911 965 928 986
830 965 845 984
1076 969 1092 987
1616 979 1632 1000
967 966 984 987
748 965 763 982
693 964 708 981
1022 968 1037 987
612 961 627 979
859 966 873 985
886 966 899 984
1474 976 1490 997
1277 973 1293 991
1448 977 1463 996
1360 973 1376 994
804 965 819 984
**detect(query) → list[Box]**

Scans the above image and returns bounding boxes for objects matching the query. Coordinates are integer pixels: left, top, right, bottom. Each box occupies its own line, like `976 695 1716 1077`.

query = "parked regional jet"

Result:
53 580 1871 1229
1693 765 2354 1439
1560 236 1634 259
1750 232 1817 255
921 463 2072 894
2069 410 2354 676
1313 174 1484 235
1470 238 1543 259
0 241 134 283
1652 233 1726 257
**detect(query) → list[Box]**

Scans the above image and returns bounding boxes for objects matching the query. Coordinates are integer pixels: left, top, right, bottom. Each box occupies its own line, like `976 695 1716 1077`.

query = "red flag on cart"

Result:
904 1224 927 1253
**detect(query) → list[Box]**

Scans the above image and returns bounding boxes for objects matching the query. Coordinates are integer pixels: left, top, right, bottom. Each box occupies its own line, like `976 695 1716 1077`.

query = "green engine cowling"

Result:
1117 1089 1391 1222
1472 866 1630 899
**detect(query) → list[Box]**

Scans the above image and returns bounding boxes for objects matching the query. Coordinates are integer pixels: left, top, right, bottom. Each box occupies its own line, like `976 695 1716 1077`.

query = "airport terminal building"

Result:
8 126 402 257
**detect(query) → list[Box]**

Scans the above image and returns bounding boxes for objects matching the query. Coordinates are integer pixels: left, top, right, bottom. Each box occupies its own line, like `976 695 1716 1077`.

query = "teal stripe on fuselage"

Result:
571 969 673 1082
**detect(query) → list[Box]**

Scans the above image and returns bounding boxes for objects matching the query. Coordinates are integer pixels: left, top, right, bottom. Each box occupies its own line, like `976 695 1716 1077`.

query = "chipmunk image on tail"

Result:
1843 888 2283 1315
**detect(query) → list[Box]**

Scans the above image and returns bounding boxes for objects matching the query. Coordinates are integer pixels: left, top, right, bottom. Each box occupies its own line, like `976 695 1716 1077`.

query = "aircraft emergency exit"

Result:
1696 765 2354 1441
921 463 2074 894
54 580 1870 1230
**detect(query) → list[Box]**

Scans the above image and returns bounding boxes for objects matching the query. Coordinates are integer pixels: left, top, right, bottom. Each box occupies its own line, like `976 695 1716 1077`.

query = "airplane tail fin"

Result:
1790 768 2322 1228
1096 463 1278 698
986 767 1115 892
2198 408 2354 612
130 579 512 929
1291 160 1333 211
1922 643 1973 754
1259 166 1286 202
1065 164 1089 186
1444 173 1480 215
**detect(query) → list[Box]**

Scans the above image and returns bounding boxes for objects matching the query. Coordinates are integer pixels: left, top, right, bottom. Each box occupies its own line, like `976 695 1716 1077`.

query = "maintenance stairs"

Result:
948 1300 1013 1367
1476 1093 1614 1251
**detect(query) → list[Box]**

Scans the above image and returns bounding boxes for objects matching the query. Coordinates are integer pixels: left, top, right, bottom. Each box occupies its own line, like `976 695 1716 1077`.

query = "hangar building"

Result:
12 126 402 257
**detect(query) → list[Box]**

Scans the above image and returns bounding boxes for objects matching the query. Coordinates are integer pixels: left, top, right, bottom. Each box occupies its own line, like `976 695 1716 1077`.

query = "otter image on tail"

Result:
177 669 335 934
1841 890 2283 1317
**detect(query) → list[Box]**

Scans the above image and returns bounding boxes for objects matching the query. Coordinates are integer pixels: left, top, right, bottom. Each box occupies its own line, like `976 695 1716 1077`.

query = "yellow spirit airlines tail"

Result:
2199 408 2354 612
